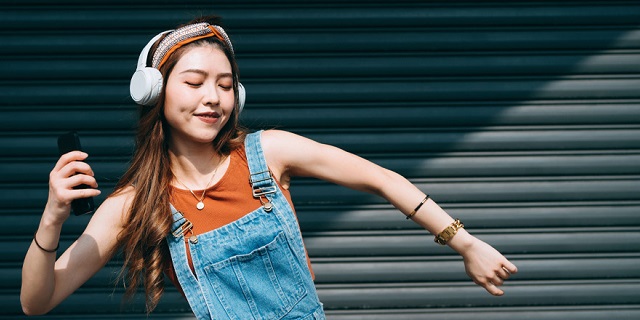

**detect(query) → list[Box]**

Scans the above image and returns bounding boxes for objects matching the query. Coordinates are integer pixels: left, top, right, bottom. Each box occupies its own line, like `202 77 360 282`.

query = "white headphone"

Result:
129 28 246 110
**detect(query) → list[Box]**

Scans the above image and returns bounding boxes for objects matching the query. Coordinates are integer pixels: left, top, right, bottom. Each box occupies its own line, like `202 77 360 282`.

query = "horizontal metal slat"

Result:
302 231 640 257
6 201 640 237
17 253 640 287
3 103 640 131
316 280 640 309
3 29 640 56
5 78 640 106
300 129 640 153
0 160 129 183
3 282 640 315
3 255 640 290
234 29 640 53
296 202 640 231
6 77 640 105
6 281 640 315
244 78 640 103
2 176 640 209
1 127 640 157
4 229 640 261
2 4 640 30
7 174 640 208
4 152 640 184
312 256 640 283
0 290 190 316
3 306 640 320
325 306 640 320
4 53 640 81
238 53 640 78
291 178 640 204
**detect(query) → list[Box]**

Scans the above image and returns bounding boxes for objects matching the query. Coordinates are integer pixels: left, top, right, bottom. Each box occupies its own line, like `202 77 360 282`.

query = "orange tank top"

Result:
165 145 314 293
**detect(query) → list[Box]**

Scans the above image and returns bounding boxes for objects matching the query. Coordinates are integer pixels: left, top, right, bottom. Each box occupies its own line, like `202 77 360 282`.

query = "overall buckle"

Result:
171 219 193 238
249 170 277 197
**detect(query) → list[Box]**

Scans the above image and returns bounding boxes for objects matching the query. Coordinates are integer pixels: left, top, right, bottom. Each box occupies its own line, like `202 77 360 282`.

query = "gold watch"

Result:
434 219 464 245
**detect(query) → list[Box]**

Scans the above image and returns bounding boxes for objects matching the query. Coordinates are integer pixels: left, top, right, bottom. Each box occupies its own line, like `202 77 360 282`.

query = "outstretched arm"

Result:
262 130 517 295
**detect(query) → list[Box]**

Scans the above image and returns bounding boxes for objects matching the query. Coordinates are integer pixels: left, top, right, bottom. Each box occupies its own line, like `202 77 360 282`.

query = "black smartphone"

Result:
57 131 96 215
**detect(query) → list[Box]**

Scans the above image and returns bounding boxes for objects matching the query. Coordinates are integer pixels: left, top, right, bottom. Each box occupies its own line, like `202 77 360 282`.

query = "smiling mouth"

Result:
195 111 221 119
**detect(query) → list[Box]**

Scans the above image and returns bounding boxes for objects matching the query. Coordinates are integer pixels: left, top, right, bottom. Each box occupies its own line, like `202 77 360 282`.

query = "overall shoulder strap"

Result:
165 204 210 320
245 130 277 197
168 204 192 239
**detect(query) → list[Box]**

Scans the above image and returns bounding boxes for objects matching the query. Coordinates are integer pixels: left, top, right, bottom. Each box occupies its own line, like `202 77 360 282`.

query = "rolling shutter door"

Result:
1 1 639 318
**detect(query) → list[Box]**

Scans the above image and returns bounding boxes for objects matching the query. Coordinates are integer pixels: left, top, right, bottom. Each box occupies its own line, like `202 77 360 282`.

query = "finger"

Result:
491 277 504 286
70 187 102 199
66 174 99 189
496 266 511 279
59 161 95 180
484 282 504 296
504 261 518 274
51 175 99 204
52 151 88 173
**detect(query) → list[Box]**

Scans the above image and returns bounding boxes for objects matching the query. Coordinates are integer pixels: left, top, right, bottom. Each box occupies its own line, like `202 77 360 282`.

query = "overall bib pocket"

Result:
202 232 308 320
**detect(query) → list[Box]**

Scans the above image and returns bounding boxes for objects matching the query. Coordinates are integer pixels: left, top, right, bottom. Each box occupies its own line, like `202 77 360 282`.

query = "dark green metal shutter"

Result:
2 1 639 318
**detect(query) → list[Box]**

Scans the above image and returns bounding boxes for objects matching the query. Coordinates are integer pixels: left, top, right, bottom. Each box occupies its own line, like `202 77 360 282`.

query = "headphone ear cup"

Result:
237 82 246 112
130 67 163 106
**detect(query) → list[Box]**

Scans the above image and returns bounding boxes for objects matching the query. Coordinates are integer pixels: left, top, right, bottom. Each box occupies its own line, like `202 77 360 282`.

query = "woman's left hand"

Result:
458 237 518 296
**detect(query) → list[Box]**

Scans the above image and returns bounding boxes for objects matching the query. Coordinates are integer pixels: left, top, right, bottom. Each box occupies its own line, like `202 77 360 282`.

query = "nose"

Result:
202 83 220 106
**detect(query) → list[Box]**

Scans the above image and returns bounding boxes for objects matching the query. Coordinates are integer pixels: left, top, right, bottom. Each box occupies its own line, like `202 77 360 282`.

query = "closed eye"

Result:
185 82 202 87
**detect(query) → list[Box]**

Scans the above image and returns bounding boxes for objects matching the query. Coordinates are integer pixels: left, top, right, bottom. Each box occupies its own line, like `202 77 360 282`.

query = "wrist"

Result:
35 215 63 254
434 218 465 245
445 229 475 254
42 203 69 227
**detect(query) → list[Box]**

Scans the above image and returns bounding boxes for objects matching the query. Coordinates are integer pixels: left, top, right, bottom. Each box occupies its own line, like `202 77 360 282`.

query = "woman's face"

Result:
163 44 235 148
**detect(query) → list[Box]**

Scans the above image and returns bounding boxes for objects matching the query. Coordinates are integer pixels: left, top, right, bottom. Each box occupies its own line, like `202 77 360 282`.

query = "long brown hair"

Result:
111 15 246 313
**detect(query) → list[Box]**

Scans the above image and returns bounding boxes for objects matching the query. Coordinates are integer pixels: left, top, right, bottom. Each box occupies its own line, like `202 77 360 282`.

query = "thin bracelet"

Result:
406 194 430 220
33 231 59 253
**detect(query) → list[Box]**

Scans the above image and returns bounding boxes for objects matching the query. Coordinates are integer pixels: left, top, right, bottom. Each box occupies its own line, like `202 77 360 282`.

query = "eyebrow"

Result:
179 69 233 79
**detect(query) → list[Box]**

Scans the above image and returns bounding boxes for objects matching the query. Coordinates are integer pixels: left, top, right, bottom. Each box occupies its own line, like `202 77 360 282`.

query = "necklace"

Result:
174 155 228 211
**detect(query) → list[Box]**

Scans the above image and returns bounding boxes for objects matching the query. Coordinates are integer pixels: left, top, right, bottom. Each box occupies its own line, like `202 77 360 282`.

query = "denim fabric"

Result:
167 131 325 320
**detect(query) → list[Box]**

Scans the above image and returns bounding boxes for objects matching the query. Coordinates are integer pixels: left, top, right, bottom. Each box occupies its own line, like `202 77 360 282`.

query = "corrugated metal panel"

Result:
1 0 639 318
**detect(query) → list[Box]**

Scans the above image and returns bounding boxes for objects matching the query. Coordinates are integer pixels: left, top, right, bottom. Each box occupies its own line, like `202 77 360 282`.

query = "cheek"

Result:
224 90 237 109
165 83 184 102
164 84 191 112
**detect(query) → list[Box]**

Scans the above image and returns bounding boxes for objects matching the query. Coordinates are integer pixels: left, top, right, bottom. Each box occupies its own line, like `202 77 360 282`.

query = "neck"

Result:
168 143 225 189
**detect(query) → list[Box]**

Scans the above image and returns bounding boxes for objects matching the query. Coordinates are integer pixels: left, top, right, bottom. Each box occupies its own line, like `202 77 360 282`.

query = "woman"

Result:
21 15 517 319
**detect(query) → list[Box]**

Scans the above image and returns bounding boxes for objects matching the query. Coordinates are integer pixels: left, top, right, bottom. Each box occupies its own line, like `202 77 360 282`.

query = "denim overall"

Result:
167 131 325 320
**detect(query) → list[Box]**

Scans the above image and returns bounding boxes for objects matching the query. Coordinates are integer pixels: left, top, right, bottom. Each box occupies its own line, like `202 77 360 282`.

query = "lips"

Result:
195 111 221 124
195 111 221 118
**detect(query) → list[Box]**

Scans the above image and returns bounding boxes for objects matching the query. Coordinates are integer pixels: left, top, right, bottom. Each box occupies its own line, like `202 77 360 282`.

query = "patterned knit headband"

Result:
152 22 235 69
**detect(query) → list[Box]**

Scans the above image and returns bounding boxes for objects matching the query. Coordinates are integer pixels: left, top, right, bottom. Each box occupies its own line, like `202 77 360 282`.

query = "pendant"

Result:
196 201 205 210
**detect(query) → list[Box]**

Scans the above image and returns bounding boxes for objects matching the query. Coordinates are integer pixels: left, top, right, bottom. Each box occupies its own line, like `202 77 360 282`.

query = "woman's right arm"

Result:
20 151 131 315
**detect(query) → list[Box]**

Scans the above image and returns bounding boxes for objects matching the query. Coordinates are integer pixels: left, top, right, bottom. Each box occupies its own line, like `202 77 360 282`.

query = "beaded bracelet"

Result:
33 231 59 253
406 194 430 220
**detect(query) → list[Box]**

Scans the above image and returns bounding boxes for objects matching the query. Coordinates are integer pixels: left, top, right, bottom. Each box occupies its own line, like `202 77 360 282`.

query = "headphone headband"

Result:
152 22 234 69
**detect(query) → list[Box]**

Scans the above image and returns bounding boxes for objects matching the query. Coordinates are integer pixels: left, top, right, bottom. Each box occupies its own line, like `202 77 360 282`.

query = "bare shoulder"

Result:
261 129 319 153
260 130 319 180
260 129 301 147
260 129 318 160
85 185 135 234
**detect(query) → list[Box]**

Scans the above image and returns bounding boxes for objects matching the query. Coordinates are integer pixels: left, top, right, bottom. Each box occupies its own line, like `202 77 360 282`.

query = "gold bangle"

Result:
434 219 464 245
406 195 429 220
